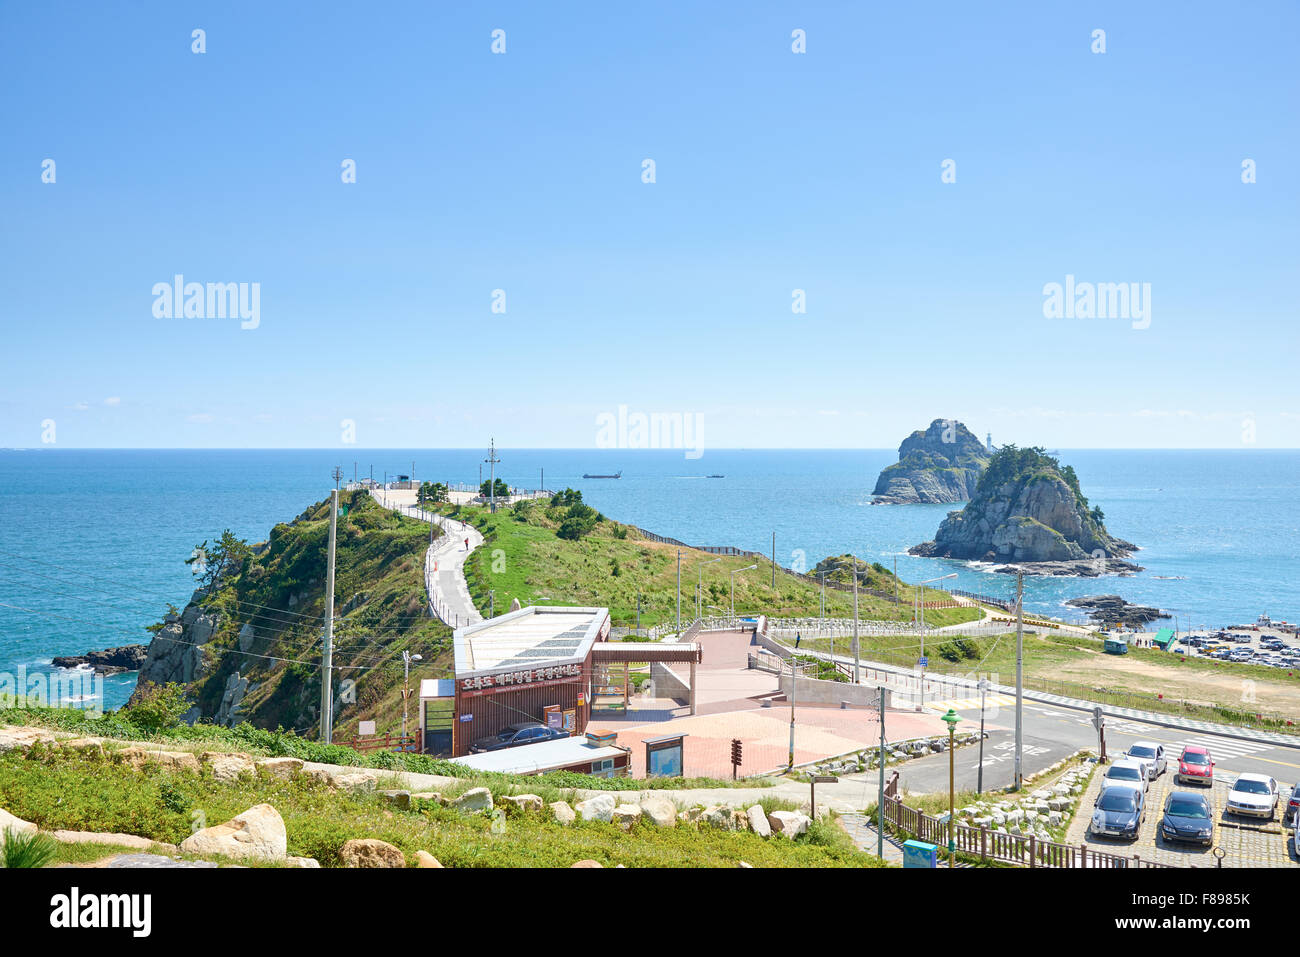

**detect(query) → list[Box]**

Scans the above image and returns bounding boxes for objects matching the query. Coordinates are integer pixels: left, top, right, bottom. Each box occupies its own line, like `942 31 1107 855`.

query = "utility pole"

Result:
484 438 500 512
852 556 860 683
977 678 988 793
320 489 339 744
1014 571 1024 791
331 466 343 490
893 557 898 610
676 549 681 633
787 654 797 768
636 594 642 637
771 531 776 588
819 572 826 619
540 467 544 496
877 686 886 857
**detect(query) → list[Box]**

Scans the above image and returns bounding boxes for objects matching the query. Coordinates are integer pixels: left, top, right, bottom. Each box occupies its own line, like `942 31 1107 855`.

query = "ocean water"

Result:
1 448 1296 710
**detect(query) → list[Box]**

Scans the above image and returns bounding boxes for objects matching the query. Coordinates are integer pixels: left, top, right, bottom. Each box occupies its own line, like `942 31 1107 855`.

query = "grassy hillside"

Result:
153 490 453 739
437 497 981 629
0 746 881 868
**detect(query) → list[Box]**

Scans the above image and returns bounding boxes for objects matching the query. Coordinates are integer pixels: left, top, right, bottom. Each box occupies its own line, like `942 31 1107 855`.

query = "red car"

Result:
1175 745 1214 786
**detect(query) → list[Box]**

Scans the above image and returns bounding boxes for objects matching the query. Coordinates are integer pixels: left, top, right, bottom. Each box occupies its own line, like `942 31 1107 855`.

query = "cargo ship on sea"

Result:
582 470 622 479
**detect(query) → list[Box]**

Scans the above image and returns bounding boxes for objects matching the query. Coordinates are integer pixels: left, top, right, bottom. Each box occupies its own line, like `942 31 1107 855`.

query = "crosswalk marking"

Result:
924 694 1017 713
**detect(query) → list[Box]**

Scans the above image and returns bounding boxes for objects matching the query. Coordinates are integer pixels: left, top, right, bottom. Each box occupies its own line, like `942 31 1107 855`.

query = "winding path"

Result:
367 489 484 629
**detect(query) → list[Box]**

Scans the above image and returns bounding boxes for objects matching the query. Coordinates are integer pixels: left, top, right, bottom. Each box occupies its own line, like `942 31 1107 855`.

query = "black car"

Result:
1090 785 1145 841
1160 791 1214 846
469 721 568 753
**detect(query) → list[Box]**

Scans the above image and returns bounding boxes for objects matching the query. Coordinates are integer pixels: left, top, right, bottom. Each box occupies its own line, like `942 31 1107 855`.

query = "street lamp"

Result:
976 678 989 794
941 707 961 868
697 557 722 620
730 564 757 618
401 651 423 749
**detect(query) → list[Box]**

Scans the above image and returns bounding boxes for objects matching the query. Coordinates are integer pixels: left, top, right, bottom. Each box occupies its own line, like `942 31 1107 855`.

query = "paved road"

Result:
898 697 1300 801
368 490 483 628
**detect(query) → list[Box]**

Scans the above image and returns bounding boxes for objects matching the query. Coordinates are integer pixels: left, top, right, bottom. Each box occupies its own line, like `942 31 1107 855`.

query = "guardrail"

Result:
879 790 1179 868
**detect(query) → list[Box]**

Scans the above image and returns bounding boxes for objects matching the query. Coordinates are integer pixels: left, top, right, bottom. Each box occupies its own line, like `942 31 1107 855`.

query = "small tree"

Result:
124 682 192 733
479 478 509 499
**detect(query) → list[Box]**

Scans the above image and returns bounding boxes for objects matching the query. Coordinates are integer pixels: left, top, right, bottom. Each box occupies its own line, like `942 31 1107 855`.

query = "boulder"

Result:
415 851 444 868
574 794 616 823
49 830 175 852
378 790 412 810
737 861 754 868
286 856 321 868
0 807 38 842
202 752 256 783
115 746 201 773
412 792 444 805
338 838 406 868
0 727 58 753
747 805 771 837
639 797 677 828
730 809 751 832
256 757 304 779
612 804 643 828
56 737 106 756
571 859 603 868
179 804 287 861
303 764 377 792
499 794 543 813
451 788 494 813
549 801 576 825
768 811 811 838
702 805 733 830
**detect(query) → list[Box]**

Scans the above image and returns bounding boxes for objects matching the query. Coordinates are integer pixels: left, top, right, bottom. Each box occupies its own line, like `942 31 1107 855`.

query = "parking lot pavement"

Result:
1065 765 1298 868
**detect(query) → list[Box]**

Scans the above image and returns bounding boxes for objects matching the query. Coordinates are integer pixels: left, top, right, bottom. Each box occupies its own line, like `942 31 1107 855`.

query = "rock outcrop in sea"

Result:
909 445 1139 576
1066 595 1168 628
872 419 990 504
51 644 148 676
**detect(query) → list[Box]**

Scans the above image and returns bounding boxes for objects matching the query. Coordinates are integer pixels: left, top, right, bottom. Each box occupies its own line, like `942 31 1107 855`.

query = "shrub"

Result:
123 682 192 733
2 828 59 868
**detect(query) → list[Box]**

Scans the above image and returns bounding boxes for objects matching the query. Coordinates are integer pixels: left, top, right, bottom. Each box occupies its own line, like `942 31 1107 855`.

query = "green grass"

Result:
0 747 881 868
0 705 771 791
439 501 981 629
2 827 59 868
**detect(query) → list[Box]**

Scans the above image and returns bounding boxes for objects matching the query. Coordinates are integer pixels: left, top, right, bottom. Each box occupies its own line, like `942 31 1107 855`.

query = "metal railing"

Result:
879 794 1180 868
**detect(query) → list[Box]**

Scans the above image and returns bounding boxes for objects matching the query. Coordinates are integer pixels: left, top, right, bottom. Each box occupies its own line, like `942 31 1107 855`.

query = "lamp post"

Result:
942 707 960 868
730 564 757 619
976 678 989 794
697 557 722 620
401 650 422 749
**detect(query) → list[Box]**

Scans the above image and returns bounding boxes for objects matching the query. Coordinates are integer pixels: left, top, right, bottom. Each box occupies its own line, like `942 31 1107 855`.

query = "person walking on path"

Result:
464 537 469 550
795 631 802 649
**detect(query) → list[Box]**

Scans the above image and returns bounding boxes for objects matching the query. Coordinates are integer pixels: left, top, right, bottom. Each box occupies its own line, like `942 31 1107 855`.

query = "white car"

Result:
1226 772 1278 820
1103 759 1150 793
1124 742 1167 780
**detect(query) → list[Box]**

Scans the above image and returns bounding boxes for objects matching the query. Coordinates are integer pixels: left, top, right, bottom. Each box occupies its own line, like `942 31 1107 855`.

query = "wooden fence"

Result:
337 733 419 753
879 774 1180 869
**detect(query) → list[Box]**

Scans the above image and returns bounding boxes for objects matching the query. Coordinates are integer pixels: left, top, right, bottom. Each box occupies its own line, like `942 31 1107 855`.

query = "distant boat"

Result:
707 474 725 479
583 471 622 479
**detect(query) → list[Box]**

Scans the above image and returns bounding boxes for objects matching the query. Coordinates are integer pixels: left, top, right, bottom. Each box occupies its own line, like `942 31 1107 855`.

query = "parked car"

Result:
1103 759 1150 793
469 721 568 753
1283 784 1300 826
1091 784 1146 841
1160 791 1215 847
1175 745 1214 786
1125 741 1167 780
1226 772 1279 820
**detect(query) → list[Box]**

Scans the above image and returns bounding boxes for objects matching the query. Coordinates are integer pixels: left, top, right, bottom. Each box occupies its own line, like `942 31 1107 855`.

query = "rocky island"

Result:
1066 595 1168 628
872 419 990 504
909 445 1140 576
51 644 148 676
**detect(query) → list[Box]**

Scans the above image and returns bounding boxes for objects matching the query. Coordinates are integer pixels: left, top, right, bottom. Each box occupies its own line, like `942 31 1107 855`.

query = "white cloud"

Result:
103 397 121 406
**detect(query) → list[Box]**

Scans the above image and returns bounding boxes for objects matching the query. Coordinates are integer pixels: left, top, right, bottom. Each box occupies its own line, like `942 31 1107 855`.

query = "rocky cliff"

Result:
909 446 1139 575
130 491 452 735
872 419 990 504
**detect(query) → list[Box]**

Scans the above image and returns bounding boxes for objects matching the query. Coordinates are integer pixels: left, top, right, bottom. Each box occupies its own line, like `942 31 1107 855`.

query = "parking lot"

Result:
1065 760 1299 867
1172 623 1300 671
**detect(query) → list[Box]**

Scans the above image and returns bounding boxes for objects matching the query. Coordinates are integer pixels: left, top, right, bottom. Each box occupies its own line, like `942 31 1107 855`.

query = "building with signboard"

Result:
448 605 612 756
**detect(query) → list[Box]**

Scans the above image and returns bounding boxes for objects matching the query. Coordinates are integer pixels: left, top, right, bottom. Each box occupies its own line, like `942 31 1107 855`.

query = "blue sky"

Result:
2 1 1297 449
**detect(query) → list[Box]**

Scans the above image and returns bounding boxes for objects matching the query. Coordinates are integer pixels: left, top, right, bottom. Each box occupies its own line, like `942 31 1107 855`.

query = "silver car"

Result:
1103 759 1150 793
1125 742 1167 781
